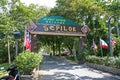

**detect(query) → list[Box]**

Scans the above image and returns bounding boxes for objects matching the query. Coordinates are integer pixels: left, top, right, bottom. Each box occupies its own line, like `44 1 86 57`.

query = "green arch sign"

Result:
38 16 80 26
26 16 90 36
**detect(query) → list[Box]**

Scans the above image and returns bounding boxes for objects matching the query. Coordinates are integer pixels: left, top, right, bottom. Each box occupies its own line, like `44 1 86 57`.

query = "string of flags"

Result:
93 37 116 50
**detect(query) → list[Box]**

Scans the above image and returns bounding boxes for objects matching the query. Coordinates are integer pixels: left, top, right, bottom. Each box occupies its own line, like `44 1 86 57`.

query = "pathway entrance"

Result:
26 16 90 53
39 55 119 80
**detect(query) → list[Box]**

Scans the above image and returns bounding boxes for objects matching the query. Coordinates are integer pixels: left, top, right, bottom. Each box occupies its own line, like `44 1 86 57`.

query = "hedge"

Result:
85 55 120 68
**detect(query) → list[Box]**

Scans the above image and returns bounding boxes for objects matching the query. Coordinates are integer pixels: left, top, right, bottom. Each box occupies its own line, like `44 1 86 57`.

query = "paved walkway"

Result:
39 55 119 80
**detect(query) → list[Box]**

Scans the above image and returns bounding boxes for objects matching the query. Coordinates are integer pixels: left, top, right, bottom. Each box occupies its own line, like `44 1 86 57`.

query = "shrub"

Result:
14 51 43 75
85 55 120 68
77 49 88 61
85 56 99 64
115 57 120 68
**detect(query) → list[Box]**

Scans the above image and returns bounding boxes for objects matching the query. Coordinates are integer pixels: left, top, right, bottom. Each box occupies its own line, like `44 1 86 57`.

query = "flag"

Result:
100 39 108 49
24 29 31 51
93 40 97 50
110 35 116 46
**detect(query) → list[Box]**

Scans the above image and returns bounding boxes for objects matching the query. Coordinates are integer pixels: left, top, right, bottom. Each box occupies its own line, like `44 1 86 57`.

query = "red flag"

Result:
24 30 31 51
93 40 97 50
100 39 108 49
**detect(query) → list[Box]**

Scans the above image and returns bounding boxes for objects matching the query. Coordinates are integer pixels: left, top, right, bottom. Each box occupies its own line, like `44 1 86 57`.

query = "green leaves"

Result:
86 55 120 68
49 0 120 57
15 51 43 74
0 0 49 63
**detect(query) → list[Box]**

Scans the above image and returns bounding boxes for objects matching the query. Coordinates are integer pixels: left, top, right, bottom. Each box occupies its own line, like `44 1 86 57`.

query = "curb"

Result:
86 63 120 79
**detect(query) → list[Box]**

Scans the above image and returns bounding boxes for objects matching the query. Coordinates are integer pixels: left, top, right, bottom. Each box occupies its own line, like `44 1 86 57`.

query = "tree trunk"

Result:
8 39 11 64
78 37 86 54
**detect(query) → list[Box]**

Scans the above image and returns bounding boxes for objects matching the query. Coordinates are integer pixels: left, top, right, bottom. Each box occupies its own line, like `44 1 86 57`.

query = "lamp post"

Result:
107 15 118 57
117 19 120 37
14 31 20 56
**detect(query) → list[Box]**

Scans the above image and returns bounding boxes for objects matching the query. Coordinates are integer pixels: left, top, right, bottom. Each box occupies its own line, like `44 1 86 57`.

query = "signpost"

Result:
26 16 90 54
26 16 90 37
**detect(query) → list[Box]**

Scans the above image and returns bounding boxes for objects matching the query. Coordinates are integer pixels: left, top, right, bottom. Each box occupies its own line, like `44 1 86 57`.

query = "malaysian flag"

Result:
24 29 31 51
110 35 116 46
93 39 97 51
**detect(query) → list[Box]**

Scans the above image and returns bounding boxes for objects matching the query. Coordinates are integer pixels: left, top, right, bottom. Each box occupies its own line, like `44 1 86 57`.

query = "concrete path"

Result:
39 55 119 80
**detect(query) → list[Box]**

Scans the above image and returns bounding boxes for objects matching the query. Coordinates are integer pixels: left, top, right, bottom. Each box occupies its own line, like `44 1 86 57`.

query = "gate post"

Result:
31 34 38 53
78 36 86 53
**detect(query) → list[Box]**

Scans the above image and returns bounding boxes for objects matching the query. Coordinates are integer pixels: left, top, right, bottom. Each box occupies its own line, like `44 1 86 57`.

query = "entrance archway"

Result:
25 16 90 53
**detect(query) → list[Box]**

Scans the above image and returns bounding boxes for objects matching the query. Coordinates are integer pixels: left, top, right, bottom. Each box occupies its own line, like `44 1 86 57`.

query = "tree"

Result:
0 0 49 63
49 0 108 56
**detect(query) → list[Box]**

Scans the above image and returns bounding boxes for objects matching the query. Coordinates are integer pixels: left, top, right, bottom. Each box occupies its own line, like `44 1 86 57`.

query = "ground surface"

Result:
39 55 119 80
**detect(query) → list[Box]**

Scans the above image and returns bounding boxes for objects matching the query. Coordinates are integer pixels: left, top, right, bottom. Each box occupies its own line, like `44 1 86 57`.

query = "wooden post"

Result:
31 34 38 53
73 41 77 62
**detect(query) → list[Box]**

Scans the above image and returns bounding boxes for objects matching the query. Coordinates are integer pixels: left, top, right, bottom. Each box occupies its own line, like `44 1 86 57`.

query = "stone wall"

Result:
86 63 120 76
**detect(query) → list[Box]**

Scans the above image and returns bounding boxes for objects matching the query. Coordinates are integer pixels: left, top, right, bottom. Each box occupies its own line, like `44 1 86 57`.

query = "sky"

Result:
20 0 56 8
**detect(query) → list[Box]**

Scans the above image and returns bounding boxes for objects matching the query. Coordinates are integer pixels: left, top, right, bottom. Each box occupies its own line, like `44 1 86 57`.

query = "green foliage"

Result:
115 57 120 68
76 44 90 62
49 0 120 57
77 49 88 61
50 0 105 24
0 0 49 63
66 55 74 61
0 63 9 77
86 55 120 68
106 0 120 17
0 0 120 66
14 51 43 75
114 38 120 56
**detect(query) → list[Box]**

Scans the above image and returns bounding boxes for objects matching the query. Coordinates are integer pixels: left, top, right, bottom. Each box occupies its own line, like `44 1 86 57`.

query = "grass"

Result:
0 63 9 77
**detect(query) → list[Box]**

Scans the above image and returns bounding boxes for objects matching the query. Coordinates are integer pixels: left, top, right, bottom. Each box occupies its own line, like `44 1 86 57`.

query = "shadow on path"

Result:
39 55 119 80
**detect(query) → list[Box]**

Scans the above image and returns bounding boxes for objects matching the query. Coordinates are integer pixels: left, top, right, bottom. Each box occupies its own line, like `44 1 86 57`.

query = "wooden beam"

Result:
30 31 86 37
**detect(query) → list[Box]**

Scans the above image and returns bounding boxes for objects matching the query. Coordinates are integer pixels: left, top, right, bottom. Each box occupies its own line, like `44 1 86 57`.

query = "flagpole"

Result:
107 15 117 57
100 38 103 57
93 39 95 54
100 44 103 57
93 39 96 55
23 27 26 52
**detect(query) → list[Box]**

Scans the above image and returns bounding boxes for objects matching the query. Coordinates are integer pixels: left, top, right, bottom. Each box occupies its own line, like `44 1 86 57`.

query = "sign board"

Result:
38 16 80 26
26 16 90 36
